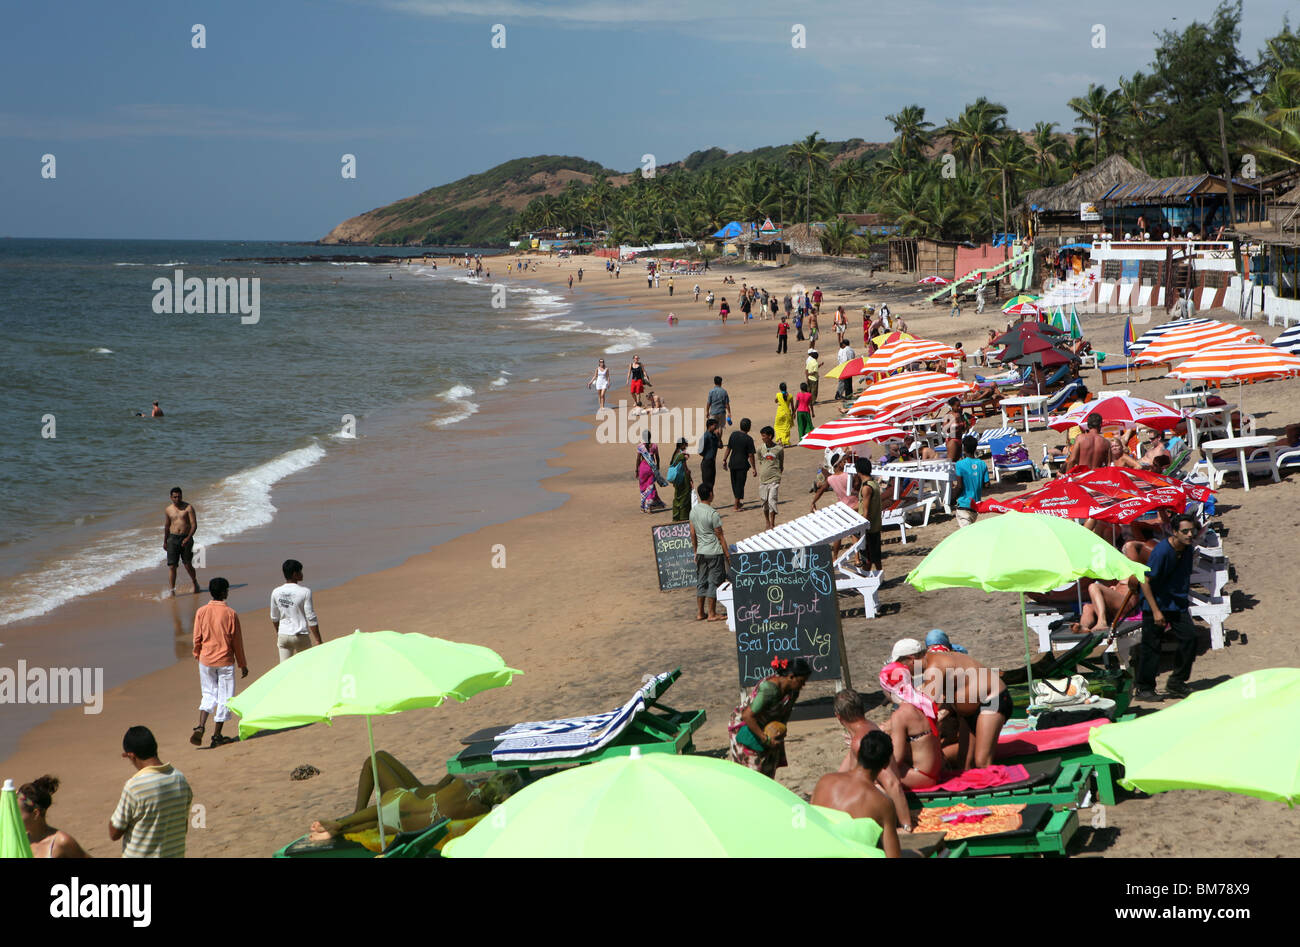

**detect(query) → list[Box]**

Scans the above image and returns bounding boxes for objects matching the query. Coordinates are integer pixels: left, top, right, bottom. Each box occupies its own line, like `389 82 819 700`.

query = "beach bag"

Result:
1031 674 1091 706
1035 699 1115 730
665 461 685 487
993 444 1030 465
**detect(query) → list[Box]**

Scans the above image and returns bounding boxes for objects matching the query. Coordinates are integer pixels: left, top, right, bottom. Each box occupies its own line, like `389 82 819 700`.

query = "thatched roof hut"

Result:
1022 154 1151 218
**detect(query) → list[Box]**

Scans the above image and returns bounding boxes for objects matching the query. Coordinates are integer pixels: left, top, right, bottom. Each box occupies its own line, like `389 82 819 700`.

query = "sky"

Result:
2 0 1294 240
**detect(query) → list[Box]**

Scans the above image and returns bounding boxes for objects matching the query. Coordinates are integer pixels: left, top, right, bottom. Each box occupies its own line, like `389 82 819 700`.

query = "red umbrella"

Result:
1048 395 1184 433
919 276 950 285
1066 466 1213 503
977 479 1100 518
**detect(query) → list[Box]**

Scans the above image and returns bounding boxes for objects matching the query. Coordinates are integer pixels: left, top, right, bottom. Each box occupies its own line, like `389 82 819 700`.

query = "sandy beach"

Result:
6 253 1299 858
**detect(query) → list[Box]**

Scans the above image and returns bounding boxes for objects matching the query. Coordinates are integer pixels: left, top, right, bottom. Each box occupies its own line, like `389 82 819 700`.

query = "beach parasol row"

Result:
1132 321 1263 366
797 418 906 451
847 372 972 415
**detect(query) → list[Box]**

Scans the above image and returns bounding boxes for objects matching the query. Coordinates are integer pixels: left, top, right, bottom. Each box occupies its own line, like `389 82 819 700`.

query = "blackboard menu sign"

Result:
651 522 697 591
730 544 844 688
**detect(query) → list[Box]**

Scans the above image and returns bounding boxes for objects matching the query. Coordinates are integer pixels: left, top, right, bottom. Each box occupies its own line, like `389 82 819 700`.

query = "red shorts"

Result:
630 379 644 394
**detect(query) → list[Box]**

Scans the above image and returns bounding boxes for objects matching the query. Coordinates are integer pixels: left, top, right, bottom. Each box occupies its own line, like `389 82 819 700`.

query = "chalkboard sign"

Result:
651 522 697 591
730 544 845 688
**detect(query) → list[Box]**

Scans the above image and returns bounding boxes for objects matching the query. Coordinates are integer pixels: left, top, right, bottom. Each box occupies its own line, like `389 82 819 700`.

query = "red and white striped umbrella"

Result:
918 276 950 285
1133 321 1263 365
1048 394 1184 432
856 338 964 375
1003 302 1044 318
847 372 972 415
874 398 947 423
797 418 906 450
1168 342 1300 382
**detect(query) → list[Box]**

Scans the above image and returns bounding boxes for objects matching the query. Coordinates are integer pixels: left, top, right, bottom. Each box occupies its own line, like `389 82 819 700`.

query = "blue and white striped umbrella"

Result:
1271 324 1300 356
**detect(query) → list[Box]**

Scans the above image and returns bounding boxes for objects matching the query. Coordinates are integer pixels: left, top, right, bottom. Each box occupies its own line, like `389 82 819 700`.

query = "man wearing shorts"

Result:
163 487 199 596
688 484 730 622
627 355 650 409
757 426 784 529
705 376 730 431
953 435 989 528
856 458 883 570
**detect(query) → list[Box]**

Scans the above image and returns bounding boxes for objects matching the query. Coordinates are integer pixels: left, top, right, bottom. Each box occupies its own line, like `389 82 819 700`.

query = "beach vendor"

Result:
635 430 667 513
727 658 810 777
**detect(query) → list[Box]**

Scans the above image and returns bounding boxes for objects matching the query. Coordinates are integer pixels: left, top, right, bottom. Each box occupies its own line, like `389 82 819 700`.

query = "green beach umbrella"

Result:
906 512 1148 697
442 750 885 858
1003 293 1039 311
1089 669 1300 805
227 630 521 850
1 780 33 859
1049 308 1066 331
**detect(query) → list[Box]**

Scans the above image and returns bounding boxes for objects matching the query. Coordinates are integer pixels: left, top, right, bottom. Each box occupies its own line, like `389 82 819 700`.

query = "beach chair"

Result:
908 758 1093 810
1002 631 1134 718
974 426 1016 456
943 803 1080 858
988 436 1038 483
716 505 885 630
1044 378 1085 414
445 669 706 776
995 715 1135 806
878 479 938 544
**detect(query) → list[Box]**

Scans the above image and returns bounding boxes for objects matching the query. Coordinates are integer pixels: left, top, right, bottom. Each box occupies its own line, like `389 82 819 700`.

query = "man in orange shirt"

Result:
191 577 248 749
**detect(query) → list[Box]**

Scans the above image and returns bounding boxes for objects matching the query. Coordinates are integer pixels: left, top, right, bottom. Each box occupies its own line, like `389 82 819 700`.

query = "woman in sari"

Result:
669 436 692 521
773 382 795 446
636 429 666 512
727 657 811 777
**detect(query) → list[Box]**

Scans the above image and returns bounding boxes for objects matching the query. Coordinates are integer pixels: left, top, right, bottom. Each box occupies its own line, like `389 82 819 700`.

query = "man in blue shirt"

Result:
953 435 988 528
1134 513 1199 702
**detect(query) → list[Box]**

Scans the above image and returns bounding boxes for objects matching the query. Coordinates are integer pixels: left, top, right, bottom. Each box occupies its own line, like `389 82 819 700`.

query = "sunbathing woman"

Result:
1072 577 1141 633
1107 438 1143 470
879 662 943 788
308 751 521 841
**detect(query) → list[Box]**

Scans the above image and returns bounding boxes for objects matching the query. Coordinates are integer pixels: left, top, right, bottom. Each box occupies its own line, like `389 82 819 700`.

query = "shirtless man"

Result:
150 401 163 417
832 688 912 832
163 487 199 596
920 646 1010 770
811 731 901 857
1063 413 1109 471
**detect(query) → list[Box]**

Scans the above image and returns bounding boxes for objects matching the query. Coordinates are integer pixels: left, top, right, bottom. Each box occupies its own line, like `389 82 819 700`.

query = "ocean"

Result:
0 239 689 632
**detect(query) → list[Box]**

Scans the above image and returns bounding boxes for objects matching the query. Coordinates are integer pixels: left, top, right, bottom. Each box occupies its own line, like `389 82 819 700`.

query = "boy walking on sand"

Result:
270 559 322 662
191 577 247 749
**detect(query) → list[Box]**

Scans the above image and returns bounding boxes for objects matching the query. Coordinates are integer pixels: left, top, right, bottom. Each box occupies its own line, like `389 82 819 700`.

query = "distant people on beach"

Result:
271 559 322 662
110 726 193 858
706 376 731 432
757 426 784 529
669 436 692 522
191 577 247 749
18 775 89 858
136 400 164 418
794 381 815 438
773 382 795 446
587 358 610 411
696 417 722 494
719 297 729 324
776 315 789 354
164 487 199 596
688 482 729 621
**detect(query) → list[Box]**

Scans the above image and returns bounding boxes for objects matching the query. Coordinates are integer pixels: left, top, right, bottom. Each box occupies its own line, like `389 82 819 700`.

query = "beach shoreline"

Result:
5 253 1299 858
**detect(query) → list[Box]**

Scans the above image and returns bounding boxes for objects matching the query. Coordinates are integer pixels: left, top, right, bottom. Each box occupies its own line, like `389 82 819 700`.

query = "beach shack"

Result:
1096 173 1261 238
1020 155 1151 241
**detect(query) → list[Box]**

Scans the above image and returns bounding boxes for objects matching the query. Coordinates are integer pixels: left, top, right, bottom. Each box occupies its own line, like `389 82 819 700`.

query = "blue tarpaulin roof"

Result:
713 222 743 239
1058 242 1092 250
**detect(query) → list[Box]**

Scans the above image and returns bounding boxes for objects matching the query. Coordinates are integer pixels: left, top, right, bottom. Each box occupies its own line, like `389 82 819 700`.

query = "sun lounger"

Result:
944 803 1079 857
274 822 447 859
988 436 1039 482
1045 378 1085 414
1001 630 1134 718
996 716 1136 806
716 505 885 631
908 758 1092 809
446 668 705 776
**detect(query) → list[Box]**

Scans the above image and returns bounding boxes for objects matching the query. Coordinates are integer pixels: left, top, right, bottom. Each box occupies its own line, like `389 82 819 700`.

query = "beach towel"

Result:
489 671 673 762
995 718 1109 759
912 763 1029 793
915 803 1026 840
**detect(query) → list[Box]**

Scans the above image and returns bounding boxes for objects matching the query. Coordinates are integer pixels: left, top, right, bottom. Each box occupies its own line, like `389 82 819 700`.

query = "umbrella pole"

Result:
1020 591 1035 714
366 715 388 853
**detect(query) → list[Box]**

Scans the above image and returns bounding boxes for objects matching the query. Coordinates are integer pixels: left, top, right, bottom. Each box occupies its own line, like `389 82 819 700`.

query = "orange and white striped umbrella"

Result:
1133 321 1263 365
847 372 972 415
856 337 964 375
797 418 907 450
1168 342 1300 382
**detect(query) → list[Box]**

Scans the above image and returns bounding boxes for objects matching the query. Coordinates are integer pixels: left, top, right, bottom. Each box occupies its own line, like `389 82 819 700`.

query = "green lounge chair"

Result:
944 803 1079 857
273 821 447 859
909 757 1093 810
446 668 706 777
1002 631 1133 718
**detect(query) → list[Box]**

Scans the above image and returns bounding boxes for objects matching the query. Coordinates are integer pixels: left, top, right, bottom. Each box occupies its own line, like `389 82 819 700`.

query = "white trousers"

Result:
198 663 235 721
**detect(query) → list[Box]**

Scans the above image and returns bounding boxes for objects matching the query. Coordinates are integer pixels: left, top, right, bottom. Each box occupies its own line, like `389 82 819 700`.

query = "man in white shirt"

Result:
835 338 857 401
270 559 322 662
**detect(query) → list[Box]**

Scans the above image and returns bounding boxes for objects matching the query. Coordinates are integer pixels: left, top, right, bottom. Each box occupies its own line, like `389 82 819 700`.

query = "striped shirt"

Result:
111 763 192 858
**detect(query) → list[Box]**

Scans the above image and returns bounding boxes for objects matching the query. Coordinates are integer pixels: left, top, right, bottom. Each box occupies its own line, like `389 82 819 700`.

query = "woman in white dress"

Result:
587 358 611 411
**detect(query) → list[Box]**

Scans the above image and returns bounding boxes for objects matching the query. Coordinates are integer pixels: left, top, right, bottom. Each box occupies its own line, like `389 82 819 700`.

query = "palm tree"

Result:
986 133 1034 236
1062 135 1095 176
1115 72 1159 173
786 132 832 225
945 99 1008 175
885 104 934 162
1027 121 1066 186
1237 67 1300 168
1068 83 1122 163
820 217 858 256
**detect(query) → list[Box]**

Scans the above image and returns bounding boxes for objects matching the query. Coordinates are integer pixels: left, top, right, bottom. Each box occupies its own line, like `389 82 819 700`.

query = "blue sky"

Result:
2 0 1293 240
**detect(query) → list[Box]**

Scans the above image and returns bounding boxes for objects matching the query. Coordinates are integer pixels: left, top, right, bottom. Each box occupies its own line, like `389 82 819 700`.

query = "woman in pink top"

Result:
794 381 815 438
